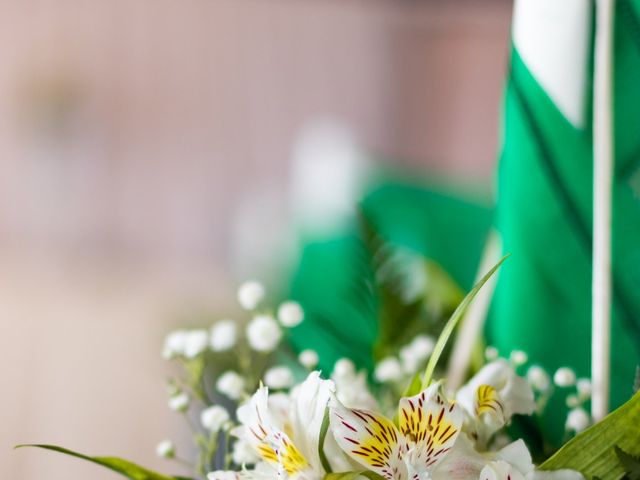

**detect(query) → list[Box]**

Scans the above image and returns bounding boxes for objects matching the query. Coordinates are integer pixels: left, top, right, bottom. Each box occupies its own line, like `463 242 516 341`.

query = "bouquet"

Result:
16 258 640 480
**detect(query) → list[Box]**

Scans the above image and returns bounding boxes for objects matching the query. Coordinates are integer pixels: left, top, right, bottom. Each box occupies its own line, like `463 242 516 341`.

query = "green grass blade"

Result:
15 444 186 480
540 390 640 479
421 254 509 388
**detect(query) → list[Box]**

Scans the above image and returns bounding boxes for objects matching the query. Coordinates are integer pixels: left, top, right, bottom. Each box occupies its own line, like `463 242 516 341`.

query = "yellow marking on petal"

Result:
475 384 504 418
277 436 310 475
257 443 278 463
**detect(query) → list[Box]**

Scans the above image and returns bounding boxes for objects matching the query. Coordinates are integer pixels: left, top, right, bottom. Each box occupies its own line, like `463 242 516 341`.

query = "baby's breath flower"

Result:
210 320 237 352
200 405 230 432
298 349 319 369
216 371 245 400
526 365 551 391
155 439 175 459
485 345 499 361
333 358 356 378
399 336 433 374
374 357 403 383
576 378 592 398
264 366 294 389
246 315 282 352
162 330 187 359
554 367 577 387
510 350 528 366
277 301 304 327
183 330 209 359
566 407 590 433
168 392 190 412
237 281 265 310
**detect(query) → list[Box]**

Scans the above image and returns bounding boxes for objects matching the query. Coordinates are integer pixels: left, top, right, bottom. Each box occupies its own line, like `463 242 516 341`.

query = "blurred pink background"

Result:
0 1 511 479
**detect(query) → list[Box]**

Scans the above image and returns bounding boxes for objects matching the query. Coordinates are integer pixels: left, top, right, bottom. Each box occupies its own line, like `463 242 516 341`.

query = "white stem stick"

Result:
592 0 614 422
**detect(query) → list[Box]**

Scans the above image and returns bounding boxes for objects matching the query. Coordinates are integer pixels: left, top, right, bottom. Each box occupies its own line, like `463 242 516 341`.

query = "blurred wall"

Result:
0 1 511 479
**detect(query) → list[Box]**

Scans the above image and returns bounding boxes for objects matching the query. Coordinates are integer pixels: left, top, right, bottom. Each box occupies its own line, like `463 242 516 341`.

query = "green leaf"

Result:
615 446 640 480
15 444 186 480
401 372 424 398
324 471 386 480
540 390 640 479
421 254 509 388
318 406 333 474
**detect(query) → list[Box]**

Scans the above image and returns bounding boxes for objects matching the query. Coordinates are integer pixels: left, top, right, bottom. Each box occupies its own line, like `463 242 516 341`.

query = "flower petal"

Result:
398 384 463 471
330 399 407 480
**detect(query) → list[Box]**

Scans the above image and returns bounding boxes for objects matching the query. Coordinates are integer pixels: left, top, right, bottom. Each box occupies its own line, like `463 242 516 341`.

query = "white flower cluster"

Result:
202 361 584 480
373 334 435 384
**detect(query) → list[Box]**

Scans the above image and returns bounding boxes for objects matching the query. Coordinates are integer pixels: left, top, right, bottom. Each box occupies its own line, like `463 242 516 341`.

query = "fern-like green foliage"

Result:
357 210 463 362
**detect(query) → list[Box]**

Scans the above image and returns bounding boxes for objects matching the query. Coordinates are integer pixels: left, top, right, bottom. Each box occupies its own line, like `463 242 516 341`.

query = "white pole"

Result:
592 0 614 422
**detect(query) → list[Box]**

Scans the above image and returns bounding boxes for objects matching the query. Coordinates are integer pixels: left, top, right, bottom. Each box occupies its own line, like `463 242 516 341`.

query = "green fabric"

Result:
489 1 640 446
287 179 492 374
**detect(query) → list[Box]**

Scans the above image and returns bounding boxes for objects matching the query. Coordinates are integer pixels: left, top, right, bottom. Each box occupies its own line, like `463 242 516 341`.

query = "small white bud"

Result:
566 395 580 408
576 378 592 398
162 330 187 359
183 329 209 359
554 367 577 387
374 357 403 383
526 365 550 391
298 349 319 369
216 371 246 400
277 301 304 327
410 335 435 359
156 439 175 458
210 320 237 352
246 315 282 352
237 280 265 310
264 366 294 389
485 346 499 361
333 358 356 378
565 407 590 433
200 405 230 432
510 350 528 366
232 438 260 465
168 392 190 412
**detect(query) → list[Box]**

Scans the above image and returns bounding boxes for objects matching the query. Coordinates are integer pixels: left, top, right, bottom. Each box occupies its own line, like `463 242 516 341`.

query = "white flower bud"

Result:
168 392 190 412
510 350 528 366
298 349 319 369
565 407 590 433
162 330 187 359
155 439 175 458
232 438 260 465
246 315 282 352
277 301 304 327
264 366 294 389
576 378 592 398
374 357 403 383
526 365 551 391
216 371 246 400
333 358 356 378
183 330 209 359
554 367 577 387
237 280 265 310
566 395 580 408
210 320 237 352
485 346 499 361
200 405 230 432
410 335 435 359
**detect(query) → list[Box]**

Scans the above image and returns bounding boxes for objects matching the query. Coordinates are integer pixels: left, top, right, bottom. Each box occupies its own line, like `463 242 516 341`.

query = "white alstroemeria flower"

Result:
331 358 378 410
210 320 237 352
223 371 347 480
330 382 464 480
232 438 261 465
456 359 535 439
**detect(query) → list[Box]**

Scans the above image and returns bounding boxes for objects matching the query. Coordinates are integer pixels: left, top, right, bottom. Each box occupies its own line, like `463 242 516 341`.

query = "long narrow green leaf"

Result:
324 471 386 480
421 254 509 388
318 407 333 474
540 390 640 479
15 444 187 480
